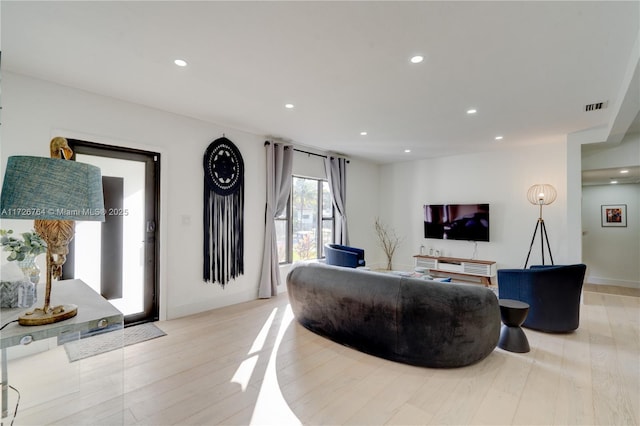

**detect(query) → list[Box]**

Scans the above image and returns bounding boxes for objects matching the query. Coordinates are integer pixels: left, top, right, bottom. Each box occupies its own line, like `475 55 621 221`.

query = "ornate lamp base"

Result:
18 304 78 326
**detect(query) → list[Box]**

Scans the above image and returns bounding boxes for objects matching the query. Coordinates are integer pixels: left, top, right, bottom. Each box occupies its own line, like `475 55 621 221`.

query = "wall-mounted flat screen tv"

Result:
423 203 490 242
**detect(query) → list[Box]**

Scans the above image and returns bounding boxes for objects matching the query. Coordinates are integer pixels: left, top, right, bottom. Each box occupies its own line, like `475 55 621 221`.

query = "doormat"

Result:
64 322 166 362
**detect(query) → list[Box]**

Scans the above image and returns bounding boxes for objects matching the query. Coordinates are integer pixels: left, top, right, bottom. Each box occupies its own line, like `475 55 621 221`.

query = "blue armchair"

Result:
324 244 366 268
497 264 586 333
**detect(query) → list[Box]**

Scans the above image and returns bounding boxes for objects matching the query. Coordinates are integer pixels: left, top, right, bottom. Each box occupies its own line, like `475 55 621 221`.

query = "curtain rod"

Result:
294 148 326 159
264 141 350 163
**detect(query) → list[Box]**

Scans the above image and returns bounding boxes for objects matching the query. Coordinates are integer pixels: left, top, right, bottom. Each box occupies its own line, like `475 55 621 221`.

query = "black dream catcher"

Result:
203 136 244 287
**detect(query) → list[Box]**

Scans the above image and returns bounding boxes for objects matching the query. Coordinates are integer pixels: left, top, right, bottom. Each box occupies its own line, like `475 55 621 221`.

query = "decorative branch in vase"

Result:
374 218 403 270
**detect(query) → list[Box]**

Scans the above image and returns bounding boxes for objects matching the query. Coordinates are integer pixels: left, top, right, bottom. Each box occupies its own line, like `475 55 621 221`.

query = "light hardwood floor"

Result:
5 288 639 426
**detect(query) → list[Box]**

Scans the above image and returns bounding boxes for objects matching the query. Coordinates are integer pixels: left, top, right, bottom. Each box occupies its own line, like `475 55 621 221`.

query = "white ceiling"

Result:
2 1 639 164
582 165 640 186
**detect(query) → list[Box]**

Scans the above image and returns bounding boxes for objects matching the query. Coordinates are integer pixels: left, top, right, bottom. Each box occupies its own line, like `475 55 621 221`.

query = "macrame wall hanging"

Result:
203 136 244 287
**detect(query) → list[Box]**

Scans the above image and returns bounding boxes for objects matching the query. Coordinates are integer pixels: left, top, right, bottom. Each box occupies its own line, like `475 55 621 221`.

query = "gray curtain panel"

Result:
258 142 293 298
324 156 349 245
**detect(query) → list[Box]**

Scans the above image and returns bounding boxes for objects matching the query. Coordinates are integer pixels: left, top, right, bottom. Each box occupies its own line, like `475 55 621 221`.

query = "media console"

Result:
414 255 497 286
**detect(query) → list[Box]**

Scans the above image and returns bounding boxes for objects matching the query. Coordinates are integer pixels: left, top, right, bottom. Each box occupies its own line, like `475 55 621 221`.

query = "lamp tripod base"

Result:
524 218 554 269
18 304 78 326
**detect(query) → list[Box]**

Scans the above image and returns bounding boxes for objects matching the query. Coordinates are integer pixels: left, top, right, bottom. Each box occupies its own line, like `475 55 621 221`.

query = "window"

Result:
275 176 333 263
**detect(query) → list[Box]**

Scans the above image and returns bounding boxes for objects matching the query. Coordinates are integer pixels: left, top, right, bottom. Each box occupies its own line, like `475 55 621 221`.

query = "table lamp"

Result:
0 152 104 325
524 183 556 268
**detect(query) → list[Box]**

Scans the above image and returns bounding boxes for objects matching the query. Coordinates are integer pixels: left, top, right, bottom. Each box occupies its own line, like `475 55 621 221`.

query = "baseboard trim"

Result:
168 288 258 319
584 283 640 297
586 275 639 288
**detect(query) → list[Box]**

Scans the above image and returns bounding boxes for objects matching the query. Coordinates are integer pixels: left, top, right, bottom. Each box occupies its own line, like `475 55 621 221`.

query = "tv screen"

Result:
424 203 490 242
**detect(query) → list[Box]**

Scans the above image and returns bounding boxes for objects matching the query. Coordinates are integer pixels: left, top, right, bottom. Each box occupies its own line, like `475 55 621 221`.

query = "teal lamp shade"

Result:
1 156 105 221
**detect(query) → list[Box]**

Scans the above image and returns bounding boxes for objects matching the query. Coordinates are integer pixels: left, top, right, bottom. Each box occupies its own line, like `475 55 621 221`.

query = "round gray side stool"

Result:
498 299 530 353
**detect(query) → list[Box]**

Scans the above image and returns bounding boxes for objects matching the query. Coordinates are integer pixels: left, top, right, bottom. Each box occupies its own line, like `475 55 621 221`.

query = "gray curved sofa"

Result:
286 262 500 368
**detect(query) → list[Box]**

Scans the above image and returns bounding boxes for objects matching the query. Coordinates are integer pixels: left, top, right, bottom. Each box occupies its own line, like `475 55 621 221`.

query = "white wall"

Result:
344 158 381 264
582 183 640 288
581 133 640 288
582 134 640 170
0 72 380 319
0 72 261 319
7 71 606 314
378 142 570 272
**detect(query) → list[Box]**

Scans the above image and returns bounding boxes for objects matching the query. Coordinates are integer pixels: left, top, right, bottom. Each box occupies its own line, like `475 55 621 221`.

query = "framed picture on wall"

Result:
601 204 627 227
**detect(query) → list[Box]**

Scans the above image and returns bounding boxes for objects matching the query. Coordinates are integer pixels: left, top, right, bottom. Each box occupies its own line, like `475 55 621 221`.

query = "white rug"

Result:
64 322 166 362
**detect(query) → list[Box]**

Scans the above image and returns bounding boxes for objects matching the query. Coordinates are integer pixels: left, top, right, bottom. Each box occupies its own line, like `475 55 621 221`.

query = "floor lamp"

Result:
524 183 556 268
0 152 105 325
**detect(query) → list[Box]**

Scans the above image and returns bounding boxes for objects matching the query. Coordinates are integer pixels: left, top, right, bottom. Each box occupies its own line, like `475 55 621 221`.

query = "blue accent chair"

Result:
324 244 366 268
497 264 587 333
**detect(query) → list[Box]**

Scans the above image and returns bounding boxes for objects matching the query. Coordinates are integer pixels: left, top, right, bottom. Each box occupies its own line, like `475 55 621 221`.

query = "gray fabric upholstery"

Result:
286 262 500 368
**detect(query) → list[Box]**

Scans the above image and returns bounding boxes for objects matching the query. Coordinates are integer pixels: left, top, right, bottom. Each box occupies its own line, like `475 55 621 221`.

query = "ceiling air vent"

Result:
585 101 608 112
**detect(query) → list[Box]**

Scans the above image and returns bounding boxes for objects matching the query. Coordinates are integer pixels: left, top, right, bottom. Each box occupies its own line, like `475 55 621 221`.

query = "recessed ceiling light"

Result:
404 149 411 153
620 169 629 174
285 103 295 109
410 55 424 64
467 109 477 114
495 136 504 141
174 59 188 67
360 131 367 136
610 180 618 184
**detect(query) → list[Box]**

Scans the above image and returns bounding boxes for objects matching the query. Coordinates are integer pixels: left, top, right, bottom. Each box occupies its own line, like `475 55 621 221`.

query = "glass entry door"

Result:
64 141 159 325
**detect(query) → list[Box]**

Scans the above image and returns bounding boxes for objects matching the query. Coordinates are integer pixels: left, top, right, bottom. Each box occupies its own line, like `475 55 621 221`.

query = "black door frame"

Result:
64 140 160 326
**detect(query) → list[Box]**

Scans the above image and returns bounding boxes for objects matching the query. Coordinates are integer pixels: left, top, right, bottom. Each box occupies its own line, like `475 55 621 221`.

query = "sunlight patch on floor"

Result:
230 307 278 392
249 307 278 355
250 303 301 425
231 354 259 392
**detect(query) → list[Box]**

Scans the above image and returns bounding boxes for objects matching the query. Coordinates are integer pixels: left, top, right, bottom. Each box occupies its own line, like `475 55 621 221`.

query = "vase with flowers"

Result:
1 229 47 284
